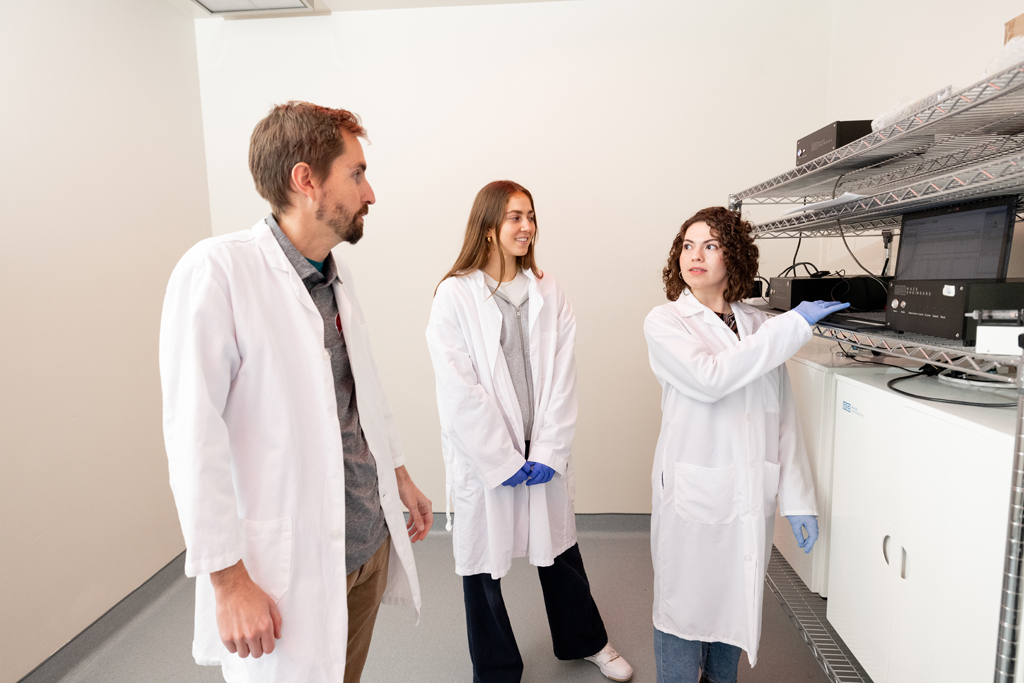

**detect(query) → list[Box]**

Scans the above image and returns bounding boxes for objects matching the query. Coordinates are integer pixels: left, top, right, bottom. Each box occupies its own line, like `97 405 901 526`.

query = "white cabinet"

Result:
826 374 1014 683
773 339 916 597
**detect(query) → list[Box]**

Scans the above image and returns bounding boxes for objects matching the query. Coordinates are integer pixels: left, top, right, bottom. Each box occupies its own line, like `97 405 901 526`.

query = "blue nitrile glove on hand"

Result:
526 462 555 486
793 300 851 326
502 463 532 487
787 515 819 553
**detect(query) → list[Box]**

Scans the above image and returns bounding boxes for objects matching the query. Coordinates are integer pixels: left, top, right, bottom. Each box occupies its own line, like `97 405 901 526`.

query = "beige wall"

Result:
0 2 211 681
193 0 834 514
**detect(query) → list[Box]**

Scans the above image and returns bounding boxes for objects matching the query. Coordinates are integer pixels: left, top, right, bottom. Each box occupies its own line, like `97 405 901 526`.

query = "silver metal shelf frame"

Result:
752 152 1024 237
808 324 1020 381
731 62 1024 204
733 57 1024 683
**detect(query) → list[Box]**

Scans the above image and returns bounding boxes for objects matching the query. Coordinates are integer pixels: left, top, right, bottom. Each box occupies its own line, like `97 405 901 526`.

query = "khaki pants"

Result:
344 535 391 683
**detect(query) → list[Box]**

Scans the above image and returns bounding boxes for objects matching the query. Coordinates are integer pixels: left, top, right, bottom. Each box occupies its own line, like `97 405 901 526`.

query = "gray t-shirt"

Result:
267 215 389 574
484 271 535 440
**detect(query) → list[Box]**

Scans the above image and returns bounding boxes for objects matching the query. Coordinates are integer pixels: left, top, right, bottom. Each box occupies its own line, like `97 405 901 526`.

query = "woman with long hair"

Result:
426 180 632 683
643 207 847 683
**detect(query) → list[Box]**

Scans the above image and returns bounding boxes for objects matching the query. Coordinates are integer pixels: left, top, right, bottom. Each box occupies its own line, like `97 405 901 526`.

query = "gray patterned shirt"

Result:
267 215 389 574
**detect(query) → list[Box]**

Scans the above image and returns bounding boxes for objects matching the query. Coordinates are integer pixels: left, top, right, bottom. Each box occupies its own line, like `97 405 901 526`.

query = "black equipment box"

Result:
796 120 873 166
769 275 891 312
885 279 1024 343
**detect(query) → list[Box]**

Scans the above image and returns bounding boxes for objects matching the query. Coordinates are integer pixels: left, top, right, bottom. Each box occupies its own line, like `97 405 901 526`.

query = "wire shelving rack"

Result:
730 59 1024 683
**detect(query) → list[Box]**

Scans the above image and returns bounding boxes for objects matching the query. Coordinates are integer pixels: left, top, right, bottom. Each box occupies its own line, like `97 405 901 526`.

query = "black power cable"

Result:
885 365 1016 408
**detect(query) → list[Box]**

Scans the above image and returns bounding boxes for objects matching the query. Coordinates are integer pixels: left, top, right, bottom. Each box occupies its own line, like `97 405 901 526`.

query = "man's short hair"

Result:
249 101 367 216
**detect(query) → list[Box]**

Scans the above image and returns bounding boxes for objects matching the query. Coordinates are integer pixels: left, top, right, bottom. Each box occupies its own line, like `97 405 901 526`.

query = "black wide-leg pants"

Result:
462 543 609 683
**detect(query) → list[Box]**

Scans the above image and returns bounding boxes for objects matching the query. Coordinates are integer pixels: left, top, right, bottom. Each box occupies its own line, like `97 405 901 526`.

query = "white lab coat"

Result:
643 292 817 666
159 219 420 683
426 269 578 579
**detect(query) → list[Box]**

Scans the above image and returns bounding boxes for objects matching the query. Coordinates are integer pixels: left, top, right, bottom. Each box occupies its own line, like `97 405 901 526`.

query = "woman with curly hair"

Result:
643 207 847 683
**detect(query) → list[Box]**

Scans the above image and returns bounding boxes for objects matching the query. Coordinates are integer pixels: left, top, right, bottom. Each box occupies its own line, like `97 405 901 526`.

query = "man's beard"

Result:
317 200 368 244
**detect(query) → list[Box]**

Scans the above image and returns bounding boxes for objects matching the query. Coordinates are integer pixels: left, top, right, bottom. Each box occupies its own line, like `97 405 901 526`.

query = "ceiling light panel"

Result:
194 0 309 13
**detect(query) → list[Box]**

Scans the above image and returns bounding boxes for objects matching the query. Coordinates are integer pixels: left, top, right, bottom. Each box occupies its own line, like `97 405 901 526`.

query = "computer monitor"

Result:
894 196 1017 281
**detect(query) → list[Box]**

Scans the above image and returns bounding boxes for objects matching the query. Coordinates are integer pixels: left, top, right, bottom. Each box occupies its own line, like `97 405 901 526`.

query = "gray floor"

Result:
24 515 828 683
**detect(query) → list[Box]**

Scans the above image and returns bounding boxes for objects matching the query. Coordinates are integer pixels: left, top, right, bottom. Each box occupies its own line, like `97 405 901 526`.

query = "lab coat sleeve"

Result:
643 307 812 403
426 288 525 490
525 284 577 475
375 368 405 469
776 365 818 516
159 255 244 577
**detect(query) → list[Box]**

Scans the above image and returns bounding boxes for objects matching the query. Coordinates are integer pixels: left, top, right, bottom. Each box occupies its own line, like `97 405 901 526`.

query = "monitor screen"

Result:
895 197 1017 281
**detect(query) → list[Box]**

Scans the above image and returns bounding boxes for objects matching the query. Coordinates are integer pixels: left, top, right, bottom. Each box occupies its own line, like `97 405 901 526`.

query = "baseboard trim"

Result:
18 552 186 683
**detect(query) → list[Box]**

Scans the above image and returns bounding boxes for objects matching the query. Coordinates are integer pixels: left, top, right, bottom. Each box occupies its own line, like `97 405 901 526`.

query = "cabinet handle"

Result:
882 535 890 565
900 546 907 579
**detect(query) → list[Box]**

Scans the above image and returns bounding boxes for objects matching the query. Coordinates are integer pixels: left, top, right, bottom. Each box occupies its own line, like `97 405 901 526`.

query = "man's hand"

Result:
395 465 433 543
210 560 282 658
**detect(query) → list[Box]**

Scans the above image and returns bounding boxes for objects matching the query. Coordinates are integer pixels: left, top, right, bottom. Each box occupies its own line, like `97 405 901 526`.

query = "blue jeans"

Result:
653 628 741 683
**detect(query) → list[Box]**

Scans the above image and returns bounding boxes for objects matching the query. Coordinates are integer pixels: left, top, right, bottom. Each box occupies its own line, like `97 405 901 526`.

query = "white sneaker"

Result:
584 643 633 682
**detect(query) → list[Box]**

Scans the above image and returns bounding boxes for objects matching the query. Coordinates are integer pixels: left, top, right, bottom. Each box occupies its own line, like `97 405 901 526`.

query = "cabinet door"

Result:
827 381 901 683
887 408 1012 683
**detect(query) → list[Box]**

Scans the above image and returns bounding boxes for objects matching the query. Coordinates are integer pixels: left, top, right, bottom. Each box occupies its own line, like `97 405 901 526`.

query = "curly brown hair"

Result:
662 206 759 302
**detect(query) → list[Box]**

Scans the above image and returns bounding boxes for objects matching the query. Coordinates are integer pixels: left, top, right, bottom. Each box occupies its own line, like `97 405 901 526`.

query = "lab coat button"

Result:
746 413 752 421
745 555 752 561
330 529 343 541
749 459 755 467
323 350 331 361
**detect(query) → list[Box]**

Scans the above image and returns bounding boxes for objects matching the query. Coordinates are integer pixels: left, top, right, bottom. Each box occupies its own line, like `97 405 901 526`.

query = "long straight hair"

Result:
436 180 543 294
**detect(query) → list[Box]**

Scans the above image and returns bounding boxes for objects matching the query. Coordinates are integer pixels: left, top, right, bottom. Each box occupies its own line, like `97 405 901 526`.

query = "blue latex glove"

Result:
787 515 819 553
502 463 532 487
793 300 851 326
526 462 555 486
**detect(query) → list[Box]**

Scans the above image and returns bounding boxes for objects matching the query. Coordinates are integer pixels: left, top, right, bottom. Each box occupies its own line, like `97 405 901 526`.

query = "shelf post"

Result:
995 335 1024 683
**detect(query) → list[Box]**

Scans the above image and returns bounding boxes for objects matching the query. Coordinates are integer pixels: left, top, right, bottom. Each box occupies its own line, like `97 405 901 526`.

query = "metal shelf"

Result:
751 152 1024 238
754 216 901 239
748 305 1022 379
766 548 871 683
731 60 1024 205
808 325 1021 380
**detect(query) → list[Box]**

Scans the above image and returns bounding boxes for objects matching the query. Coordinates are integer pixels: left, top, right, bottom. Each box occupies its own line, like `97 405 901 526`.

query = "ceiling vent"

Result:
194 0 310 12
169 0 328 18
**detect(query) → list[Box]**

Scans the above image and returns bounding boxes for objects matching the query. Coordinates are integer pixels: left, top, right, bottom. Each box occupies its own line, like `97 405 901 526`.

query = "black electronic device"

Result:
769 275 891 312
885 279 1024 343
795 120 873 166
894 196 1017 281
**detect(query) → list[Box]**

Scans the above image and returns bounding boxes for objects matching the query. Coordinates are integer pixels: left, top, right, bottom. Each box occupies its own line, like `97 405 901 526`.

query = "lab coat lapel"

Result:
676 291 739 345
732 304 754 340
471 271 525 449
253 219 320 317
471 271 504 378
330 273 380 441
524 269 544 336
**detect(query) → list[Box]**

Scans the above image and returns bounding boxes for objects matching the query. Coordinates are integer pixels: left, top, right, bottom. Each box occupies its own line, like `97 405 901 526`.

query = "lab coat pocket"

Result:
763 461 781 517
241 516 293 604
762 369 781 413
674 463 737 525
